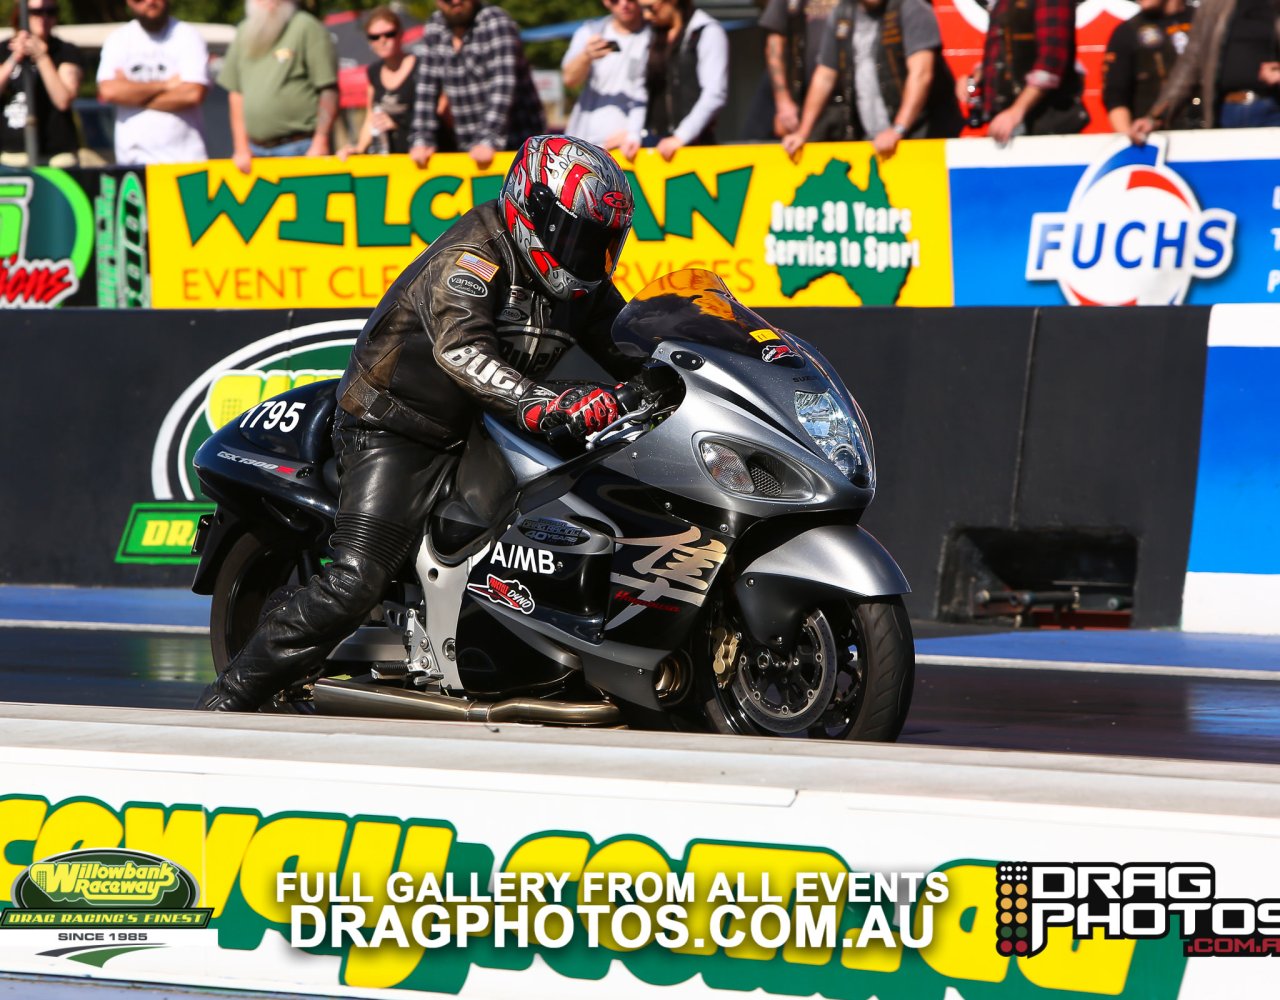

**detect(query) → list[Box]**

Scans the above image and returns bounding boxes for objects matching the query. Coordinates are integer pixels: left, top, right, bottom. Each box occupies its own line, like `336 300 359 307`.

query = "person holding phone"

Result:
561 0 648 147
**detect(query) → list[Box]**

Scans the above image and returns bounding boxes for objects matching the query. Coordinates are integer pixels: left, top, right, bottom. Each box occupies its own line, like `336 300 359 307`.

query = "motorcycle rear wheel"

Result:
697 596 914 741
209 532 305 674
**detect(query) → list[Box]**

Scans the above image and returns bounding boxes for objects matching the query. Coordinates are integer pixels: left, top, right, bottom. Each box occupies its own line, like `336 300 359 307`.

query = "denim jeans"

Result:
249 138 313 158
1218 94 1280 129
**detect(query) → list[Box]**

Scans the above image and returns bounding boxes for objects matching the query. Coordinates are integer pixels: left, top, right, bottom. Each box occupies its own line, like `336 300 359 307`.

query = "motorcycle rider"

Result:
195 135 639 711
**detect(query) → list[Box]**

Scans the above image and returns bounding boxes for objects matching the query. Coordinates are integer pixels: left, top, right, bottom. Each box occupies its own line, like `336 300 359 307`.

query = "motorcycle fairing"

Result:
191 382 343 592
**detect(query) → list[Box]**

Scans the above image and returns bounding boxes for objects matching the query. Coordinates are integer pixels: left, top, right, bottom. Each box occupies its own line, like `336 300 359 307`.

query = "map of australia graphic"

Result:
766 158 918 305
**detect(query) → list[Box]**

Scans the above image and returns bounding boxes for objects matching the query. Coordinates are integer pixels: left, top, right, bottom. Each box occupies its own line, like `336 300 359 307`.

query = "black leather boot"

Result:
193 671 262 711
193 621 294 711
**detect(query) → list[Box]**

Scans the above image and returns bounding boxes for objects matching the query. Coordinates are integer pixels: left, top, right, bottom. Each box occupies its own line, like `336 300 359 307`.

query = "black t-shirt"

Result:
1218 0 1280 94
1 36 83 157
1102 10 1193 117
367 58 416 154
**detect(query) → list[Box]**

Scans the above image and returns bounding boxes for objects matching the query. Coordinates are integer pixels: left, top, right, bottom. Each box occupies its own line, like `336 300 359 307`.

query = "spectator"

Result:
782 0 961 158
759 0 844 141
339 6 417 157
96 0 208 165
1102 0 1195 133
960 0 1087 143
218 0 338 173
561 0 649 148
409 0 545 171
0 0 82 167
1131 0 1280 140
620 0 728 161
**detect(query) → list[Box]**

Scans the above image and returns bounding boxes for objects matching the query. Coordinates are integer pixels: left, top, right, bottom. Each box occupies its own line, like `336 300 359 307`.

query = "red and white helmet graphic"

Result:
500 135 634 300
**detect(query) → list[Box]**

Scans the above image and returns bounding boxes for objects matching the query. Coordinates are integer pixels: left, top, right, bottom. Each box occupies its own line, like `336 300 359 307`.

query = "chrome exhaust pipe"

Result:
312 678 623 726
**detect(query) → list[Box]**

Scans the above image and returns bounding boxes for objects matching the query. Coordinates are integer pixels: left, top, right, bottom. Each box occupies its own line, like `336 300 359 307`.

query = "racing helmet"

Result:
500 135 633 300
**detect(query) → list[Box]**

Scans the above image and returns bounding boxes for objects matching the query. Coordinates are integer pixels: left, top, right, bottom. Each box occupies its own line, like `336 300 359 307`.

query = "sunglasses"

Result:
27 8 59 15
367 30 398 40
638 0 666 14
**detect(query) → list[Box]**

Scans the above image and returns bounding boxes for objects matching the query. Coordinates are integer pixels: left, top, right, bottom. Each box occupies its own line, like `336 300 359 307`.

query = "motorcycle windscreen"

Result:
610 269 787 361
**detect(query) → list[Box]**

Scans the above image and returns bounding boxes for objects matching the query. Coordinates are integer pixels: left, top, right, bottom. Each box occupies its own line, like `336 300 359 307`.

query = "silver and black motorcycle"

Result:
190 270 914 739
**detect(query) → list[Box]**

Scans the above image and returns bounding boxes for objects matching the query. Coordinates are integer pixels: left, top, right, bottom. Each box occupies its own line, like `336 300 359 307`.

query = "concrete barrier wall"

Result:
0 704 1277 999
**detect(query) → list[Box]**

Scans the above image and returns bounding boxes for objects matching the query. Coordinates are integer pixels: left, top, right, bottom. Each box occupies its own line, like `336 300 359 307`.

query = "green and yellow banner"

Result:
146 142 953 310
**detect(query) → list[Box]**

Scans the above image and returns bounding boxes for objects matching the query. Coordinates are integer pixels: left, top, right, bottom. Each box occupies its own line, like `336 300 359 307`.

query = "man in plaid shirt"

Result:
962 0 1082 142
409 0 545 169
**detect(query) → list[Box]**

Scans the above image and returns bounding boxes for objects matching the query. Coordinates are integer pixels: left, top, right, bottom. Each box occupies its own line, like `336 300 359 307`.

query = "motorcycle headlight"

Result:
794 390 875 489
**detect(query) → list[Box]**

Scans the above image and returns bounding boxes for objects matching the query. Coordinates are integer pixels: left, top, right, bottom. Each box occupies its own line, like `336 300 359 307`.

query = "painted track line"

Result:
917 652 1280 682
0 619 208 635
2 619 1273 681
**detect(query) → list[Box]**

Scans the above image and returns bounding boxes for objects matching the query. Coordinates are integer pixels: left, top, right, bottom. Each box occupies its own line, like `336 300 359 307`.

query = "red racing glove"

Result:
518 383 621 442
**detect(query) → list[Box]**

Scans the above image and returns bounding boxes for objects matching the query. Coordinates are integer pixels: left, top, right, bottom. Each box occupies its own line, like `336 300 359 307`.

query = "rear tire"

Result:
697 595 914 741
208 532 306 674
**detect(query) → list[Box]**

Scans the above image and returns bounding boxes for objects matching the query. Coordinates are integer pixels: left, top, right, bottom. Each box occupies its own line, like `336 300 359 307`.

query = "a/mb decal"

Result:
1026 137 1235 306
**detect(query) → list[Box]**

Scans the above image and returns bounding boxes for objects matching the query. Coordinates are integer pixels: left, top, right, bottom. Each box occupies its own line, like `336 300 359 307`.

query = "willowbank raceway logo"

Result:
2 847 211 966
997 862 1280 959
1026 137 1236 306
115 320 361 564
0 169 92 308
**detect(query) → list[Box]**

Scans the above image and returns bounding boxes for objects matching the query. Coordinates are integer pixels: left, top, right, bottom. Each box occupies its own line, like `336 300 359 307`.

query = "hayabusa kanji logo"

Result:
467 574 535 614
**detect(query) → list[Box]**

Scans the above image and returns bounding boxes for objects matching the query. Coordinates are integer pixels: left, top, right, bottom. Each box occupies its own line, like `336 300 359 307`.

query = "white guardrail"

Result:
0 703 1277 999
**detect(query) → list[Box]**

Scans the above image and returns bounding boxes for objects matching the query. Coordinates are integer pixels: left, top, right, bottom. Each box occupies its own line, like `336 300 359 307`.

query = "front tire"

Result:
698 596 914 741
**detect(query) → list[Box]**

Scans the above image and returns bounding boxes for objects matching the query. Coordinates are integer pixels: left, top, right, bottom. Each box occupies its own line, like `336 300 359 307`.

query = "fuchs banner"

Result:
0 166 148 309
948 129 1280 307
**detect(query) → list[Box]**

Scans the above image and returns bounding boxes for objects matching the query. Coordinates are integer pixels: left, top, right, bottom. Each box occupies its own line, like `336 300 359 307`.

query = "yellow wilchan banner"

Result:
146 141 952 309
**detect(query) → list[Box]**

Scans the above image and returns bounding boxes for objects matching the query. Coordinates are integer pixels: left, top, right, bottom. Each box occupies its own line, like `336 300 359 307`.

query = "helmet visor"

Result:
529 184 629 283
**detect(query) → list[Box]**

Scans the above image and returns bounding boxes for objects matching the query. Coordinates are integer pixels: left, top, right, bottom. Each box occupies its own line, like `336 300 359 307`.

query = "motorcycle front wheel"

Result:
696 595 914 741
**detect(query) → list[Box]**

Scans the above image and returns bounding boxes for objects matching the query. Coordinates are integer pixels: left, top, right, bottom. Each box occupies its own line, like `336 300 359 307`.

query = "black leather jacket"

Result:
337 200 637 449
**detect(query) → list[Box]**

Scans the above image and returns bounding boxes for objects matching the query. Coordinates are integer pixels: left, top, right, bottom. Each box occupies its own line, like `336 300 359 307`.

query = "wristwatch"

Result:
892 122 907 137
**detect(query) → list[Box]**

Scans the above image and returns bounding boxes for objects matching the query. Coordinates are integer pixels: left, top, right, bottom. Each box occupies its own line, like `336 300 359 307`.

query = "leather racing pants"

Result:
195 413 447 711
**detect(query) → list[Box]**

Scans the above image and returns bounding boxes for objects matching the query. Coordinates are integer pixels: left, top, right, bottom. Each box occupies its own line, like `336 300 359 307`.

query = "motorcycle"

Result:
190 269 914 739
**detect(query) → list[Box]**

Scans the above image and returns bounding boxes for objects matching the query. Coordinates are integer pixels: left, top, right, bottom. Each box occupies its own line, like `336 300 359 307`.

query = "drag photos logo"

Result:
997 862 1280 958
1026 138 1235 305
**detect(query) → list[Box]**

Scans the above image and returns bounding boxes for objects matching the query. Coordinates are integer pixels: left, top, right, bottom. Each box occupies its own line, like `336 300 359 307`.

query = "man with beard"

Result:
96 0 208 164
409 0 545 170
218 0 337 173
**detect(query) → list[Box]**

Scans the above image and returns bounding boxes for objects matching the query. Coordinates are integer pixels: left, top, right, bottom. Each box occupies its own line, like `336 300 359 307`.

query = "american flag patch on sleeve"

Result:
457 252 499 282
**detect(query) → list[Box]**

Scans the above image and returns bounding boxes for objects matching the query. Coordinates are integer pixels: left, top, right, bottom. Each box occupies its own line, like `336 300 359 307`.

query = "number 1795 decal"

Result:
239 400 306 433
